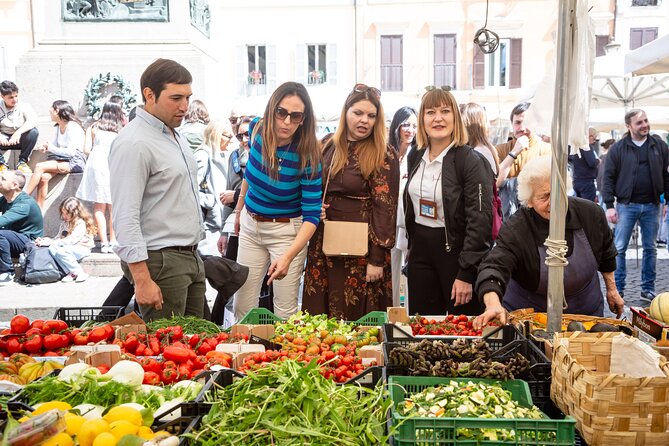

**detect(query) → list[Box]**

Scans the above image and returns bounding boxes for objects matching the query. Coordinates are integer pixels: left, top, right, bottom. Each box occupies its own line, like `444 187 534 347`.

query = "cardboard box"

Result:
110 312 147 339
631 307 669 343
65 344 122 367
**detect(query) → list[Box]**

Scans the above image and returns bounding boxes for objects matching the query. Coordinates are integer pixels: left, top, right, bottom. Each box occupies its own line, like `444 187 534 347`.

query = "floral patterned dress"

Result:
303 141 400 320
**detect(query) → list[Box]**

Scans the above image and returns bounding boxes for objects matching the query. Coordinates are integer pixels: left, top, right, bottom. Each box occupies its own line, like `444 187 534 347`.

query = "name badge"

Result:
419 198 437 219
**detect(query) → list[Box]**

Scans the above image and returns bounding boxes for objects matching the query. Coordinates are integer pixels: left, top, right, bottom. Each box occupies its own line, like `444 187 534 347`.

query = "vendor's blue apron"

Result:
503 228 604 316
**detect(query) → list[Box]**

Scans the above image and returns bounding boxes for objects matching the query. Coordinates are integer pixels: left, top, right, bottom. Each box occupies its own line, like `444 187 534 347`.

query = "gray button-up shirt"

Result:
109 106 203 263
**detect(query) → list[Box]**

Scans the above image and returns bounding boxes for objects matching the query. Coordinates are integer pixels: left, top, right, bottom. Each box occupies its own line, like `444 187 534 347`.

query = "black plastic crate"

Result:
7 370 61 417
384 327 552 405
195 369 246 403
53 306 125 327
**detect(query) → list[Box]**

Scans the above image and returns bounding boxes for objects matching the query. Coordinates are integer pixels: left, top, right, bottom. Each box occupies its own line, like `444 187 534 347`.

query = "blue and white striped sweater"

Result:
244 118 322 226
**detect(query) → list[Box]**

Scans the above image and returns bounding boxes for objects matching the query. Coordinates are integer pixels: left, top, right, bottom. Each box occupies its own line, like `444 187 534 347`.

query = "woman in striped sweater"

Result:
232 82 322 320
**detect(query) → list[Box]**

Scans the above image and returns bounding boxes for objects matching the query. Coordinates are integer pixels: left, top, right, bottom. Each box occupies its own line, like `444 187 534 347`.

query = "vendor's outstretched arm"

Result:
602 271 624 318
473 292 507 330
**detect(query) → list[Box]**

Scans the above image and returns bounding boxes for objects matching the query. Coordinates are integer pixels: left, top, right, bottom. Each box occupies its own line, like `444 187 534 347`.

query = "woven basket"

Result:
509 308 633 331
551 331 669 445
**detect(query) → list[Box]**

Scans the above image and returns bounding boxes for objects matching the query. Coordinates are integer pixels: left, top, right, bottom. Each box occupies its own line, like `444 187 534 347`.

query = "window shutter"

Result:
595 35 609 57
326 43 337 85
473 46 485 89
295 44 306 85
266 45 277 91
236 45 247 96
509 38 522 89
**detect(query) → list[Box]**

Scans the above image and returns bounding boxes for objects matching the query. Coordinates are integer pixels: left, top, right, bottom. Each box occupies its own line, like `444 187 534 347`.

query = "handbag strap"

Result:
321 144 337 206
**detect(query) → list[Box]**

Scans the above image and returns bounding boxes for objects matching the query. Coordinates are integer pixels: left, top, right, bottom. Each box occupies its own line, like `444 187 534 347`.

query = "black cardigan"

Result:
404 145 493 283
475 196 617 300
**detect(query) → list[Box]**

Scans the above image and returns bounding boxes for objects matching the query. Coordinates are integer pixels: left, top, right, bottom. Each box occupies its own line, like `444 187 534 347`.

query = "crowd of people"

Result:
1 59 669 329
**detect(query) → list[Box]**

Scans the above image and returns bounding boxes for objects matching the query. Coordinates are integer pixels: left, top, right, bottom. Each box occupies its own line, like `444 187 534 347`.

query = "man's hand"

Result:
35 237 53 247
513 135 530 154
606 208 617 224
473 292 508 330
135 278 164 310
38 142 49 153
220 190 235 205
451 279 472 306
0 135 9 146
606 288 625 319
267 254 292 285
365 264 383 282
217 234 228 255
8 133 21 145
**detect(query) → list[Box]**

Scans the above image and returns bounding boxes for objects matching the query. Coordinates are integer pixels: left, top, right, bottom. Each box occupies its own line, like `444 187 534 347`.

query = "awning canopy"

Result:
625 34 669 76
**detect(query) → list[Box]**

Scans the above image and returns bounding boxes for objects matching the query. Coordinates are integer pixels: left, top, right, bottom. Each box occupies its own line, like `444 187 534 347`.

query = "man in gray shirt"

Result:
109 59 205 321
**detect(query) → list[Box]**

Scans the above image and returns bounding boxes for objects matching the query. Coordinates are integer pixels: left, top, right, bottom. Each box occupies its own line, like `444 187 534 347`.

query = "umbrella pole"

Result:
546 0 575 334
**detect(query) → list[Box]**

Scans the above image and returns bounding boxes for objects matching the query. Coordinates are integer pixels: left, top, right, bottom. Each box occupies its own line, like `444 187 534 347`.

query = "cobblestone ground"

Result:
601 247 669 318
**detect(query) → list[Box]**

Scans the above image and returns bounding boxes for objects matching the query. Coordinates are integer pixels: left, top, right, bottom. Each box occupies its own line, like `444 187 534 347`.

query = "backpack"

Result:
21 242 65 284
454 147 503 240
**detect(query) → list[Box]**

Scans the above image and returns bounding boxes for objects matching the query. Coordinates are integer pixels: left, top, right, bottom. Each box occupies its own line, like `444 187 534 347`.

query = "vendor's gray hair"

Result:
517 155 571 206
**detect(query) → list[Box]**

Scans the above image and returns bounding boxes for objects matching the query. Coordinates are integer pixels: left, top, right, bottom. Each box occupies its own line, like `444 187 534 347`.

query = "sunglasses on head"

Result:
353 83 381 98
425 85 452 92
400 122 417 130
222 133 234 140
236 131 249 141
275 107 305 124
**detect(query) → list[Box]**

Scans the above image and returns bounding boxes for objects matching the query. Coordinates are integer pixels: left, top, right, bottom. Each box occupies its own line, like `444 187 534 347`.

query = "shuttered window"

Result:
308 44 327 84
381 35 403 91
434 34 457 89
630 28 658 50
473 38 522 89
596 35 610 57
247 45 266 85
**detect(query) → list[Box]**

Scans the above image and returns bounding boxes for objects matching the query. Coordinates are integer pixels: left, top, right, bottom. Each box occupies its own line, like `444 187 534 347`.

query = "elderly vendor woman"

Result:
474 156 625 328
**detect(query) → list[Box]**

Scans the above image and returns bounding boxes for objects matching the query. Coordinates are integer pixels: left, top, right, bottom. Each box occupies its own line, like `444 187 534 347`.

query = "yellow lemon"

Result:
32 401 72 416
64 413 86 436
77 419 110 446
103 406 143 427
136 426 154 440
40 433 74 446
109 420 138 439
92 432 117 446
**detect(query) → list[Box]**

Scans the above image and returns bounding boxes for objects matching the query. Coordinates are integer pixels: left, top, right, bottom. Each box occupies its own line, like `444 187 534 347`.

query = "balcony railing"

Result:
632 0 660 6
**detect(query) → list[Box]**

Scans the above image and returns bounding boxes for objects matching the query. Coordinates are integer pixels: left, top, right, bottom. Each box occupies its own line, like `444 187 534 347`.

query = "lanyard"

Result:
419 161 442 203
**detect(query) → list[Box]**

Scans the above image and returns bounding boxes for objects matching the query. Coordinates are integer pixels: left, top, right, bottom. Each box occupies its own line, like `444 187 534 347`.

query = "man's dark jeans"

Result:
0 128 39 164
0 230 31 273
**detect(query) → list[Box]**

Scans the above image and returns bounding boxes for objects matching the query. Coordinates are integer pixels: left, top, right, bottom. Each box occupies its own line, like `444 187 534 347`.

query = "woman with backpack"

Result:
404 87 493 315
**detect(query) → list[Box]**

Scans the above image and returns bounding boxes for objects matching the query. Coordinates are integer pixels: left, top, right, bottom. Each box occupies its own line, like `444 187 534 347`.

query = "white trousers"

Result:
233 209 307 321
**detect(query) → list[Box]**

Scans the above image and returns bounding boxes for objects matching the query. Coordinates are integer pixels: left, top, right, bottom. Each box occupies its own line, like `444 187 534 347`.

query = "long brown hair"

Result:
59 197 97 236
461 102 499 168
253 82 320 179
331 85 387 178
416 89 468 149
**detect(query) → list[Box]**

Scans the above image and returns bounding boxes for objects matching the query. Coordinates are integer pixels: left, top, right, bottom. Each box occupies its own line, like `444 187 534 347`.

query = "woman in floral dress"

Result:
303 84 399 320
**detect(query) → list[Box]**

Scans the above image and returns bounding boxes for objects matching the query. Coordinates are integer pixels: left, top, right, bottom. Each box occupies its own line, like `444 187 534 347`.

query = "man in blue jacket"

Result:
603 109 669 302
0 170 43 284
569 127 600 202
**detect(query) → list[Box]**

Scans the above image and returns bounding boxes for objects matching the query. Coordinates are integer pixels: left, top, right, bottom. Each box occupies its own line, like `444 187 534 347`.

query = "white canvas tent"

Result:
625 34 669 76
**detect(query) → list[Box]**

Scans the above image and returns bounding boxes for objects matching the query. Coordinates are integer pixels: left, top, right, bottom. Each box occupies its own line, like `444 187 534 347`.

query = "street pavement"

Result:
1 247 668 323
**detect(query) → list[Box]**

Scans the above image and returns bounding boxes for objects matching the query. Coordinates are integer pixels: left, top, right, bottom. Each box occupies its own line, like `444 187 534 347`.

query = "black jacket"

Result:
475 197 617 301
404 145 493 283
568 147 599 180
602 134 669 209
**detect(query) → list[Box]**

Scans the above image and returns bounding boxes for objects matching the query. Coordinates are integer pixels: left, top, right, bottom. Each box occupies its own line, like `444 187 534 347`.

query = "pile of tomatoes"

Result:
409 314 483 337
135 349 233 385
237 345 373 383
0 315 114 356
114 328 248 357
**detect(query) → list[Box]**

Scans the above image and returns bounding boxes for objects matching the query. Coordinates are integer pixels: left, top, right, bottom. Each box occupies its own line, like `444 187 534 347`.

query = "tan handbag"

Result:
321 150 369 257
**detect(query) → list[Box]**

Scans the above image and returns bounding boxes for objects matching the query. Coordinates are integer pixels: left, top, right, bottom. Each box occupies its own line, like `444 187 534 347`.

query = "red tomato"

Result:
23 334 43 354
30 320 45 331
196 342 213 356
10 315 30 334
161 368 178 384
74 332 89 346
96 364 110 374
143 371 161 385
6 337 24 354
43 334 63 351
88 327 109 343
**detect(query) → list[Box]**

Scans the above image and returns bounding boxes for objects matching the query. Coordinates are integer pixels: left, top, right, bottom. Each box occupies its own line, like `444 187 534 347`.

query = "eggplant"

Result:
567 321 586 332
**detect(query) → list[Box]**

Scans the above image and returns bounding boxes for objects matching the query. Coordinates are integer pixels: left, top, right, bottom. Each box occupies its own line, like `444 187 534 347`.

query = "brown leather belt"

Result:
249 213 291 223
160 245 198 252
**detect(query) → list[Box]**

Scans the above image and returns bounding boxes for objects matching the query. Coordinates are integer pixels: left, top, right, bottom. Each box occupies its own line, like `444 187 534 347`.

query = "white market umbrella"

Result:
625 34 669 76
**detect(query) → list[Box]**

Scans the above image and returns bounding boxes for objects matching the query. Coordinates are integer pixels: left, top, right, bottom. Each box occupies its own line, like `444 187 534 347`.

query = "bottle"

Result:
399 275 407 308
